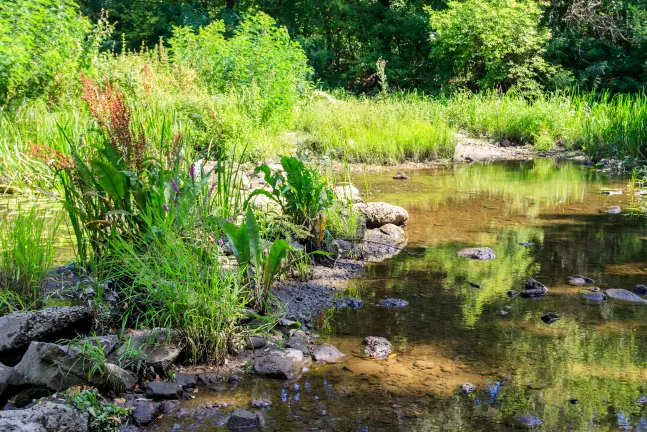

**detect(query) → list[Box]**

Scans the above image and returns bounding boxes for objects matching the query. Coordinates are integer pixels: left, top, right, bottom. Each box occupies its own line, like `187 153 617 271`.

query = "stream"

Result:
93 160 647 430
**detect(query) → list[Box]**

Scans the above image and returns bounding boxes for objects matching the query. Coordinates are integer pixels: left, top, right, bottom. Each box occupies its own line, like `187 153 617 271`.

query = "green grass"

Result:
0 202 61 313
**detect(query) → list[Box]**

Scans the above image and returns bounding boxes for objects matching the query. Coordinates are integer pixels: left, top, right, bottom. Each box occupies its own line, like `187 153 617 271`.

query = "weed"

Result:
63 387 131 432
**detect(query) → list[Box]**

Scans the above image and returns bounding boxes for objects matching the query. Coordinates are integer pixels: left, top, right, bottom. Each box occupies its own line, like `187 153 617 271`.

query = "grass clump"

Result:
62 387 131 432
0 203 61 313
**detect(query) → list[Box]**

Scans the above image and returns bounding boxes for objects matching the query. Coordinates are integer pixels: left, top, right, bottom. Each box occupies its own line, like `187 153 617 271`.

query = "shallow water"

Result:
153 159 647 431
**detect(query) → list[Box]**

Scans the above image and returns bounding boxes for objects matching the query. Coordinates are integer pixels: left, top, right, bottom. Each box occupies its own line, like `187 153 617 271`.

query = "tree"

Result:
428 0 556 91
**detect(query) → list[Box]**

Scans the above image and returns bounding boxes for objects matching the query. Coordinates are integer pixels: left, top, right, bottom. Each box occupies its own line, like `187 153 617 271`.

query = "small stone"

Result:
337 298 364 309
228 375 240 383
133 401 164 426
582 292 606 301
251 398 272 408
541 312 560 324
568 275 595 285
246 336 266 349
228 409 258 430
318 410 328 416
520 279 548 298
171 373 198 390
507 290 518 298
516 415 543 428
457 247 496 261
606 206 622 214
393 172 410 180
460 383 475 395
363 336 392 359
633 285 647 295
312 344 345 363
636 395 647 403
589 287 601 292
466 281 482 289
499 309 509 316
379 298 409 307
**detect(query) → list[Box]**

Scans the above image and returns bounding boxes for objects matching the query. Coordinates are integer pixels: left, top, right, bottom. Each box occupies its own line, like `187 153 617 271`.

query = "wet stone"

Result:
133 401 164 426
336 298 364 309
145 382 184 400
228 409 258 430
507 290 518 298
520 279 548 298
171 373 198 390
363 336 392 359
312 344 345 363
568 275 595 285
541 312 560 324
605 289 647 303
466 281 482 289
251 398 272 408
379 298 409 307
456 247 496 261
393 171 410 180
460 383 475 395
582 292 606 301
606 206 622 214
633 285 647 295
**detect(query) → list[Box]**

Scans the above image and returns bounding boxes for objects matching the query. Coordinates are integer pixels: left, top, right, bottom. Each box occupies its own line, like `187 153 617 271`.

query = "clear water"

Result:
137 160 647 430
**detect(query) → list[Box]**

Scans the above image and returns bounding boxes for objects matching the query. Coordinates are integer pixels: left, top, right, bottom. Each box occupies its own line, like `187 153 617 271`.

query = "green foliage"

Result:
428 0 556 92
171 12 312 124
63 387 130 432
0 203 61 314
0 0 96 105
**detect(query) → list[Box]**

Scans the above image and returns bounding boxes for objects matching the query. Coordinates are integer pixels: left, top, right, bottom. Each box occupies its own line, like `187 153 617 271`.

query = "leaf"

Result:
215 218 250 267
281 156 305 193
262 239 293 291
90 159 126 204
246 208 262 270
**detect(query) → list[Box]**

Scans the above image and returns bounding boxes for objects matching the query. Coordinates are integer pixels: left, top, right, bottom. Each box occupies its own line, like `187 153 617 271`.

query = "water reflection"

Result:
152 160 647 431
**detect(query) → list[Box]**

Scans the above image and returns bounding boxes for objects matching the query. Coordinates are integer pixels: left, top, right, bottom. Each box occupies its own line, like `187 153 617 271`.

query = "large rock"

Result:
10 342 137 393
0 401 89 432
110 329 182 376
0 306 92 365
132 401 164 426
456 247 496 261
378 224 407 243
334 185 362 204
228 409 262 430
605 289 647 303
311 344 345 363
363 337 392 359
362 227 408 262
0 362 13 400
520 279 549 298
354 202 408 228
144 382 183 400
253 349 310 380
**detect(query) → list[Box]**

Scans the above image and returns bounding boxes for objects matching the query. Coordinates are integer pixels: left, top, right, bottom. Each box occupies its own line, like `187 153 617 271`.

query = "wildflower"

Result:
208 182 217 196
162 204 169 212
189 164 196 180
171 180 179 192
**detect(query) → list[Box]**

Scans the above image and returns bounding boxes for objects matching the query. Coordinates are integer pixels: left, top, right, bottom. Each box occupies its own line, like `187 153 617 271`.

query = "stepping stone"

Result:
541 312 560 324
605 289 647 303
582 292 606 301
457 247 496 260
520 279 548 298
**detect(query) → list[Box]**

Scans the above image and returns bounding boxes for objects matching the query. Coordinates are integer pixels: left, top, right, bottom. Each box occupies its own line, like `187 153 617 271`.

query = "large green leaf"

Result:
262 239 292 291
217 219 250 267
246 208 262 270
90 159 126 204
281 156 305 193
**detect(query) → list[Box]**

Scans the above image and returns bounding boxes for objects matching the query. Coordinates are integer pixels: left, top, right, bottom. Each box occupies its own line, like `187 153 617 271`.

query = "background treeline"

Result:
79 0 647 93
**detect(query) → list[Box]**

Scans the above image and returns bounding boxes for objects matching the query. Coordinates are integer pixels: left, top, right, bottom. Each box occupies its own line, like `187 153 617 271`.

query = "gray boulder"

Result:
10 342 137 393
253 349 310 380
311 344 345 363
363 337 392 359
605 289 647 303
456 247 496 261
110 329 182 376
0 306 92 365
0 401 89 432
354 202 408 228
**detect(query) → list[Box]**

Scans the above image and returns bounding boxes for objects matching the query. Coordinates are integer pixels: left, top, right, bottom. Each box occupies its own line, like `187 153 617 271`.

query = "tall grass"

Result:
297 94 456 164
0 203 61 313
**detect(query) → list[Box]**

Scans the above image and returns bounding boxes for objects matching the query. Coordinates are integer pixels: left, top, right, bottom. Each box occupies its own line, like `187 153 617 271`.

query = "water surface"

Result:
154 160 647 431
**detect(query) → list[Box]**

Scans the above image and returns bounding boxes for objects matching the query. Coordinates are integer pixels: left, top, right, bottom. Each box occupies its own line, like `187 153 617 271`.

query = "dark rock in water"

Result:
145 382 184 400
582 292 606 301
507 290 518 299
568 275 595 285
197 373 223 386
246 336 266 350
456 247 496 261
228 409 259 430
541 312 560 324
520 279 548 298
569 398 579 404
466 281 482 289
336 298 364 309
379 298 409 307
363 337 392 359
133 401 164 426
636 396 647 404
253 349 310 380
460 383 475 395
519 242 535 248
605 206 622 214
0 401 89 432
171 373 197 390
312 344 345 363
633 285 647 295
605 289 647 303
228 375 240 383
516 415 543 428
393 171 410 180
0 306 93 365
251 398 272 408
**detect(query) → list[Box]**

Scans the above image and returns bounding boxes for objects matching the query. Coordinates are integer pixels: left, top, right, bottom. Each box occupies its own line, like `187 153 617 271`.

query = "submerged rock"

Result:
516 415 543 428
379 298 409 307
568 275 595 285
460 383 476 395
520 279 548 298
311 344 345 363
250 398 272 408
228 409 260 430
336 298 364 309
253 349 310 380
0 306 92 365
605 206 622 214
363 336 392 359
541 312 560 324
354 202 409 228
0 401 89 432
456 247 496 261
605 289 647 303
507 290 519 299
393 172 410 180
466 281 482 289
